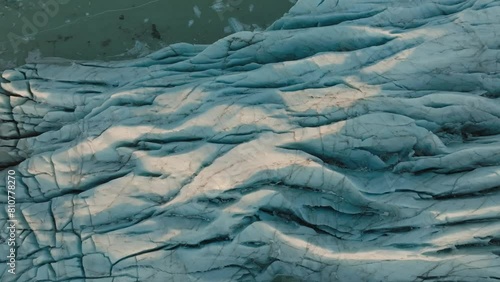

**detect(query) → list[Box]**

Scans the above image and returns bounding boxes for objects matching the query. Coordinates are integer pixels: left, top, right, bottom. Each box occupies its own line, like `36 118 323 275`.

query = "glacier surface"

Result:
1 0 500 281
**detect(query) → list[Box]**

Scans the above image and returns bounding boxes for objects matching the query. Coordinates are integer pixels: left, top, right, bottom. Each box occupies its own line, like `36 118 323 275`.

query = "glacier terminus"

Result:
1 0 500 281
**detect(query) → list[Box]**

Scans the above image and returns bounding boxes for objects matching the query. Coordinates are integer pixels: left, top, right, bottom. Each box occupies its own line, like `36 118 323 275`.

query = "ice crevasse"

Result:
1 0 500 281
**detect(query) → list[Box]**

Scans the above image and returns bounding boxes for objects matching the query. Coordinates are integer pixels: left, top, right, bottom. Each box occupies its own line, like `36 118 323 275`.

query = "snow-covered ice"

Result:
1 0 500 281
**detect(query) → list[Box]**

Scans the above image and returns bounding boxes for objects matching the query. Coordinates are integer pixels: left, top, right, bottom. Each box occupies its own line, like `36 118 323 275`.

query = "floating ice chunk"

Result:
188 19 194 27
193 5 201 18
251 24 263 31
25 49 42 63
249 4 254 12
123 40 151 57
210 0 226 13
227 17 245 33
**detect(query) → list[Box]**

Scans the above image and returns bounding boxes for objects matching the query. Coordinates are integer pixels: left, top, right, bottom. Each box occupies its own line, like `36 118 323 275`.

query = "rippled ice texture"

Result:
1 0 500 281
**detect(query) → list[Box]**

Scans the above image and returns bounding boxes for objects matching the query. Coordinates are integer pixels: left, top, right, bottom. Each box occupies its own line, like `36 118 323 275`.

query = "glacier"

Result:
1 0 500 281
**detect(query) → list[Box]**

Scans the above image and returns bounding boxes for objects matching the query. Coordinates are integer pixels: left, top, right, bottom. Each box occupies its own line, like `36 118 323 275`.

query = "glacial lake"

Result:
0 0 295 70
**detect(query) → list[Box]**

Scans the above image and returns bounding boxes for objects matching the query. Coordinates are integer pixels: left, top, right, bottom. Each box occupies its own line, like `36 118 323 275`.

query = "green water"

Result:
0 0 294 69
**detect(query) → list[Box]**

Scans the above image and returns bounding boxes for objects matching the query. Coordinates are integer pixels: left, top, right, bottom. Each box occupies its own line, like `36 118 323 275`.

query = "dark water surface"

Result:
0 0 295 69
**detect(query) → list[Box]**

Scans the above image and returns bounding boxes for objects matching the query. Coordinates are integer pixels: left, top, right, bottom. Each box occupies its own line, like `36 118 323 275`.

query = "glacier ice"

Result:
1 0 500 281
